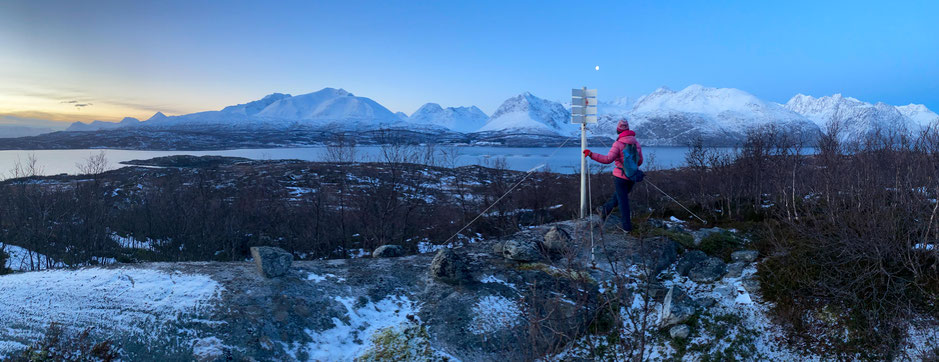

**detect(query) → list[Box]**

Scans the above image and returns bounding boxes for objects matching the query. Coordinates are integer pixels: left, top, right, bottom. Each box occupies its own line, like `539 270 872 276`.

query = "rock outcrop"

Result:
429 248 471 284
372 244 404 258
250 246 293 278
659 286 698 327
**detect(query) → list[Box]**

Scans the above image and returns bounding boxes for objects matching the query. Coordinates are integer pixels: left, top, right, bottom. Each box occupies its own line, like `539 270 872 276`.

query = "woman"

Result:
583 119 643 232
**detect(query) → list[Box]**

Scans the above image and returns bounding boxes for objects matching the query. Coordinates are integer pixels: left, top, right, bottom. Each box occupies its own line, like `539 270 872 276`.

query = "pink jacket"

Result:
590 130 644 180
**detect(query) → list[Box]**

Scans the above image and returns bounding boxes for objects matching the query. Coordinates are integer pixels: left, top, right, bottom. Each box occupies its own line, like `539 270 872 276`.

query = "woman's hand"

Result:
583 149 592 158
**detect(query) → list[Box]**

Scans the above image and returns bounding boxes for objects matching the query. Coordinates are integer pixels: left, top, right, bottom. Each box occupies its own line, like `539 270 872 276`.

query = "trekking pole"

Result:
646 179 707 224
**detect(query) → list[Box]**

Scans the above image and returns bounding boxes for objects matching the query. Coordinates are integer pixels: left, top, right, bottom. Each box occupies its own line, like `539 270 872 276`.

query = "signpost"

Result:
572 87 597 218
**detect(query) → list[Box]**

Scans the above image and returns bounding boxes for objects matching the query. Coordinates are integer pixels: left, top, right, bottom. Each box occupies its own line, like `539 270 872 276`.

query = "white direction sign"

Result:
571 88 598 124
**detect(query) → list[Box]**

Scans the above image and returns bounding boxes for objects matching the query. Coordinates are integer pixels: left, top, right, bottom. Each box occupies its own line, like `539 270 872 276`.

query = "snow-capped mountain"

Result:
784 94 916 140
590 85 821 145
394 112 409 121
895 104 939 129
135 88 400 130
67 117 141 132
145 112 168 122
409 103 488 133
478 92 575 136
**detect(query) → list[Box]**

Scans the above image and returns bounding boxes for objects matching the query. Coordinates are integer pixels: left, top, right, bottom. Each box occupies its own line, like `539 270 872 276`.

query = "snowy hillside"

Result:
409 103 488 133
896 103 939 129
785 94 916 140
590 85 821 145
478 92 575 136
127 88 400 130
67 117 141 132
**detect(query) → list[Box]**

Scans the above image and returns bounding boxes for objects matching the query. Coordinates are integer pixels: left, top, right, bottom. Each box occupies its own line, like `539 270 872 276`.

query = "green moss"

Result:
697 231 743 261
678 311 762 361
359 323 449 361
516 262 597 284
648 228 696 251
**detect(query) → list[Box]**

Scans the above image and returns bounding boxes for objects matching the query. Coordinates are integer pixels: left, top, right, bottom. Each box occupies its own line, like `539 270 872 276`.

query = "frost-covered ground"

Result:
0 267 222 358
0 242 62 271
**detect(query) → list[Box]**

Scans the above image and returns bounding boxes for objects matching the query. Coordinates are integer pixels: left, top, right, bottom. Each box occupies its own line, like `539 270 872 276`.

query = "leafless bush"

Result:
76 151 110 176
324 134 358 163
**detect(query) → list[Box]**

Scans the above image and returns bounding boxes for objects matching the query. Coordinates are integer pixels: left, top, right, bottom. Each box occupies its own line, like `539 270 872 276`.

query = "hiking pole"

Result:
646 179 707 224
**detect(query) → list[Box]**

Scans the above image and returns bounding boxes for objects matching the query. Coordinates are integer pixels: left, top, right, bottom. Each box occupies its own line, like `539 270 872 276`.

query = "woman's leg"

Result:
615 177 635 231
601 178 620 219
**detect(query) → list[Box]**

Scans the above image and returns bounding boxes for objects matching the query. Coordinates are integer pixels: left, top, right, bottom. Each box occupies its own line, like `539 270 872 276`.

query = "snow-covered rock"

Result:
409 103 488 133
478 92 575 136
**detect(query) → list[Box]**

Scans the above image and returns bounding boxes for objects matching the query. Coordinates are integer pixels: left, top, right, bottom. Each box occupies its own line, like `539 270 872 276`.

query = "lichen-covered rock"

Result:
502 239 543 262
429 248 470 284
742 277 761 295
688 257 727 283
659 286 697 327
542 226 572 255
250 246 293 278
669 324 691 339
491 241 505 255
677 250 707 276
372 245 404 258
725 261 746 278
731 250 759 263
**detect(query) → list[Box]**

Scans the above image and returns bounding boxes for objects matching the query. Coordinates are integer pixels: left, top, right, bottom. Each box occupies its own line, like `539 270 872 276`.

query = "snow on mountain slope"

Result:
896 104 939 129
409 103 488 133
138 89 399 130
395 111 409 121
478 92 575 136
589 85 820 145
221 93 291 116
146 112 168 122
255 88 400 129
67 117 140 132
785 94 914 140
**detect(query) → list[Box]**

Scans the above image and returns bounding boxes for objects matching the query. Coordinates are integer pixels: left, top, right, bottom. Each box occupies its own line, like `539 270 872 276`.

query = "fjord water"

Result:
0 146 778 178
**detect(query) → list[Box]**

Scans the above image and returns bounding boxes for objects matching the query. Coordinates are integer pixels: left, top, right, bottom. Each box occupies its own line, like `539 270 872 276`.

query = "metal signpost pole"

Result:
571 87 597 219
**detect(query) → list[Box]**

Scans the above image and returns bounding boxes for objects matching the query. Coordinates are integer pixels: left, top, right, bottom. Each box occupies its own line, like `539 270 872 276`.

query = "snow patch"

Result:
469 295 523 335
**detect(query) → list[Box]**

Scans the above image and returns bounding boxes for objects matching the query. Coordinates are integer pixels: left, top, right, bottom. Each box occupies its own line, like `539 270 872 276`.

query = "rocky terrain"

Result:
3 216 936 361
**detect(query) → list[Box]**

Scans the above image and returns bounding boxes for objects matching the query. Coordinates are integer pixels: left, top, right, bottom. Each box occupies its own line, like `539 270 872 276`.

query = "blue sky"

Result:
1 0 937 125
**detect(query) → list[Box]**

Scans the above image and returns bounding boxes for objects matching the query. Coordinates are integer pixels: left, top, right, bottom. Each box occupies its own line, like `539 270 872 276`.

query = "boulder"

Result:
725 262 746 278
492 241 505 255
429 248 471 284
731 250 759 263
669 324 691 339
741 277 761 295
502 239 543 262
691 227 725 246
642 281 669 302
250 246 293 278
676 250 707 276
659 286 697 327
697 296 718 309
688 257 727 283
628 236 678 276
645 218 667 230
372 244 404 258
542 226 572 255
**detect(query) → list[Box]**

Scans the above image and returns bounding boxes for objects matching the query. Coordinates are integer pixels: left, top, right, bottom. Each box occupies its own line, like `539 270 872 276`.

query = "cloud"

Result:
60 100 79 104
74 103 93 108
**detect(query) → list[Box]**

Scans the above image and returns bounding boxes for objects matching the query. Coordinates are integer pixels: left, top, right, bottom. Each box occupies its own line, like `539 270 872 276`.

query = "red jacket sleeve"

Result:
590 141 623 164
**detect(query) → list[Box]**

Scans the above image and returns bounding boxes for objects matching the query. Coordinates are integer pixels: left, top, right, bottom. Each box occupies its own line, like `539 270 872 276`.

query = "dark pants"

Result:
602 177 635 231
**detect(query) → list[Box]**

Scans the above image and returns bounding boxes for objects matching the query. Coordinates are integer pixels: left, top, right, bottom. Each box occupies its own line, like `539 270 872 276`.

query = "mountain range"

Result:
53 85 939 146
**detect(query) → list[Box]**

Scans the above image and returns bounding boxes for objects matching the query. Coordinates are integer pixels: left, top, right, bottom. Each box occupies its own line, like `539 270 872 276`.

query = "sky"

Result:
1 0 937 128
